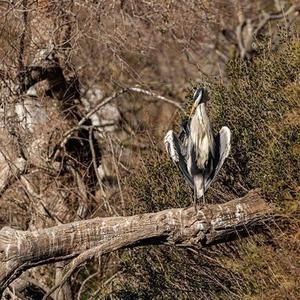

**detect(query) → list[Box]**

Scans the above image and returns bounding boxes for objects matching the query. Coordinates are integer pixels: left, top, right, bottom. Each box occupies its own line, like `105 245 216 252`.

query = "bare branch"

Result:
254 5 300 36
227 4 300 59
0 156 27 196
51 87 183 160
87 128 113 214
8 277 52 300
0 190 272 297
126 87 184 111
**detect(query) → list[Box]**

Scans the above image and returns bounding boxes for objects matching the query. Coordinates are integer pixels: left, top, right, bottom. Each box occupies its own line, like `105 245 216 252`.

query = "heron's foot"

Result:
195 196 206 212
198 203 206 210
193 197 207 214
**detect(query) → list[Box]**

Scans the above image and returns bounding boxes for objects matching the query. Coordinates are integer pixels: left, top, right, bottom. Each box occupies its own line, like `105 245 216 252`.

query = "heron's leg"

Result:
193 185 197 213
202 174 205 205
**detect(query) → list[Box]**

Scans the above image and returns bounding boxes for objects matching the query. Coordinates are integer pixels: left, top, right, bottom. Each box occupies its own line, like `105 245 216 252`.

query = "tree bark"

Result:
0 190 271 296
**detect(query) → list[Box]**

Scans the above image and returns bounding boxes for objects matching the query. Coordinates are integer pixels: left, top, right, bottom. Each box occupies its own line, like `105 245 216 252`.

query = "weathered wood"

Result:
0 190 271 295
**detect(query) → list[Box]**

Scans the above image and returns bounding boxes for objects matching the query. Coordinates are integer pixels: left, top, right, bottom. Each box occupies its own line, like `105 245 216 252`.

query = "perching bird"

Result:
164 87 231 205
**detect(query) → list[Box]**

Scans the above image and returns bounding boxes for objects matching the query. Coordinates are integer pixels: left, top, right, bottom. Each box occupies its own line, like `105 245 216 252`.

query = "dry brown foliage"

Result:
0 0 299 299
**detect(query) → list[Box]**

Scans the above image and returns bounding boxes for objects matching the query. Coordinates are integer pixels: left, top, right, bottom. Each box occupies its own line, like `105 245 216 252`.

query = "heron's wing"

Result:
164 130 194 188
204 126 231 188
178 119 190 157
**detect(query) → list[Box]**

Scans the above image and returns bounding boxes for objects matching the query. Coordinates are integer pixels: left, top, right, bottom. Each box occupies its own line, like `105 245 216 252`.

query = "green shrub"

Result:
209 37 300 202
101 30 300 300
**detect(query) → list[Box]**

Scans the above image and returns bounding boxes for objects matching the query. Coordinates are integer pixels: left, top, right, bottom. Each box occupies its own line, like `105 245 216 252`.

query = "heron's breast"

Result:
196 134 210 166
187 134 210 175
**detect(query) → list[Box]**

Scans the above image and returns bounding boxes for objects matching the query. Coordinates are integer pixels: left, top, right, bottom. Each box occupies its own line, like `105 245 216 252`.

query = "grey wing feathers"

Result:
164 125 230 197
205 126 231 189
178 120 190 157
214 126 231 177
164 130 194 188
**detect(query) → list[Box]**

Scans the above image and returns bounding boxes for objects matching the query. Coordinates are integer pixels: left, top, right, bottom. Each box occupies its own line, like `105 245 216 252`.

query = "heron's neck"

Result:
196 103 208 126
191 103 214 147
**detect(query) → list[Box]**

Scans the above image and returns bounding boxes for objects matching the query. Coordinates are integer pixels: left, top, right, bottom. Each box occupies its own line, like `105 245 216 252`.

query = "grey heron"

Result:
164 87 231 205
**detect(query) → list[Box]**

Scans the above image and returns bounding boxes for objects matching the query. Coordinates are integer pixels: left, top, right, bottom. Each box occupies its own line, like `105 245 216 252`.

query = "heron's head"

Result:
189 87 209 117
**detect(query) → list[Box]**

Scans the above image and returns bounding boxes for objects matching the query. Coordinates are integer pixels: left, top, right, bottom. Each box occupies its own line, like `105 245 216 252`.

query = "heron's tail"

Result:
194 175 206 201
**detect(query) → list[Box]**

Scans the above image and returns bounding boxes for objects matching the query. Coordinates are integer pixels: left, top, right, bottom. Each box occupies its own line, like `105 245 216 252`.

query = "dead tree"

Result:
0 190 272 298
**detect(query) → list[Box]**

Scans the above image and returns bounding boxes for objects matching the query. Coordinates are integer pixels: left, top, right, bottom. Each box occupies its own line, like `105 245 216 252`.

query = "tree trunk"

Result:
0 190 272 296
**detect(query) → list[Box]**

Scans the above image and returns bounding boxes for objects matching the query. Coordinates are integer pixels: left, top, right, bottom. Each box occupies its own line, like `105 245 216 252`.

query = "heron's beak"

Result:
189 103 197 118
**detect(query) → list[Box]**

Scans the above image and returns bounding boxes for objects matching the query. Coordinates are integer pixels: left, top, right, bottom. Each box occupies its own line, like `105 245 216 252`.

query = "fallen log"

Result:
0 190 272 296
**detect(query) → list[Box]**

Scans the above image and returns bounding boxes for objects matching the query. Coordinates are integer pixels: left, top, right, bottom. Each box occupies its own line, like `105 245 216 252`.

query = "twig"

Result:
126 87 183 110
76 271 99 300
91 271 122 298
42 237 135 300
88 128 114 215
0 151 27 196
108 135 125 214
20 175 61 224
235 4 300 58
236 21 247 59
67 165 89 220
254 5 300 36
88 128 105 197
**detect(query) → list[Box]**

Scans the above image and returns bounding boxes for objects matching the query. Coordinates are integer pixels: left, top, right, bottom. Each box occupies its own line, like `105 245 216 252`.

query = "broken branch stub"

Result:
0 190 272 295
